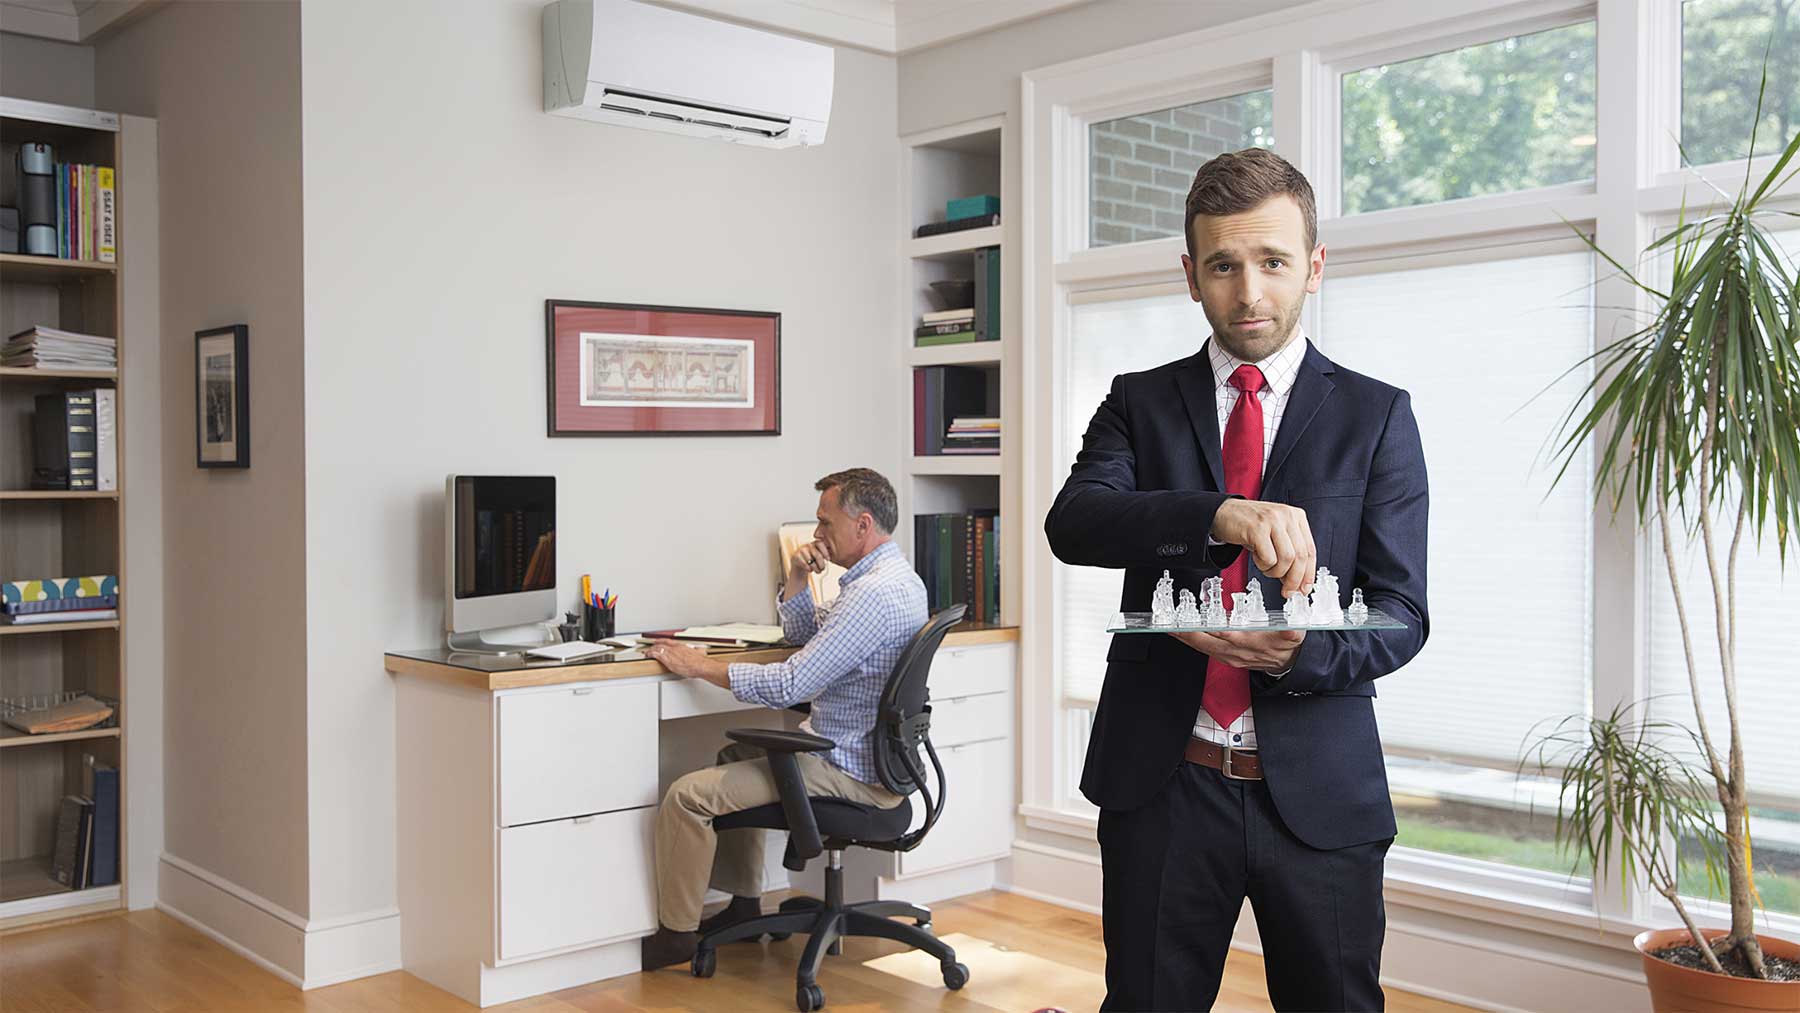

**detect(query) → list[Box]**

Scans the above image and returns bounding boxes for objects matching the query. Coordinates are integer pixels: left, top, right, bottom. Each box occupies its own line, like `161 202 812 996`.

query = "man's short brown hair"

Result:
815 467 897 534
1183 147 1318 260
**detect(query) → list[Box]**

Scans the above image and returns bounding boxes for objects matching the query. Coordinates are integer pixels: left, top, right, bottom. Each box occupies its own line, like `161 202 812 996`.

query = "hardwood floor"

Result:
0 891 1475 1012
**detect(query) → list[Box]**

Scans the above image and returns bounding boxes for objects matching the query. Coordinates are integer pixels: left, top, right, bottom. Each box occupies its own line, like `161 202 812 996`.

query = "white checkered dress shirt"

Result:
1192 331 1309 751
728 540 928 784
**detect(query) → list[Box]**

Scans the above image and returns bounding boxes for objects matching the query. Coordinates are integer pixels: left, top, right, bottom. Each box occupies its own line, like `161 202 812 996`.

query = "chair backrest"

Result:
870 604 965 846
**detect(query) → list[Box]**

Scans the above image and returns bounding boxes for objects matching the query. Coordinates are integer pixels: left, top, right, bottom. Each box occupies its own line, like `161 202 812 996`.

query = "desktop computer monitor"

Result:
445 474 556 650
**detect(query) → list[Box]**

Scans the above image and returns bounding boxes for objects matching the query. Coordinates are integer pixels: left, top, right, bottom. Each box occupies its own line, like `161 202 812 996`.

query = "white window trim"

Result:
1022 0 1800 919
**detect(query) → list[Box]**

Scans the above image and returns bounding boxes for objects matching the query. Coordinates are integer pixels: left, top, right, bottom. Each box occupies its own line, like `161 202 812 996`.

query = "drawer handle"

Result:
572 687 594 696
572 815 594 824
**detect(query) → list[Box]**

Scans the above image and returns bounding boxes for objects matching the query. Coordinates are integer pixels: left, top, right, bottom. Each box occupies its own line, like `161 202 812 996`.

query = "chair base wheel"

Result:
942 960 969 990
690 948 716 978
769 931 792 941
796 982 825 1011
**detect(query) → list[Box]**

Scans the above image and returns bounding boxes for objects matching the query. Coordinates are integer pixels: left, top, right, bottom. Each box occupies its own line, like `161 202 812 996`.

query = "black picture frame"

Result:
544 299 781 437
194 324 249 468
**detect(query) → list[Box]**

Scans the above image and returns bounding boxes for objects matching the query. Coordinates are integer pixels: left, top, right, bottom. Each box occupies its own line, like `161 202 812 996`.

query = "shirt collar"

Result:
1208 328 1309 399
840 539 900 588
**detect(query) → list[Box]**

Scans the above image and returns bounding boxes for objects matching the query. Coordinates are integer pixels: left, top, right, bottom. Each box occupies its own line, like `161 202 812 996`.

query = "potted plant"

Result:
1529 90 1800 1009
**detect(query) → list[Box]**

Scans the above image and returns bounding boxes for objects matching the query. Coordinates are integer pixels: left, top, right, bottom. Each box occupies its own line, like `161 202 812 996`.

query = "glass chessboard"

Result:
1107 606 1409 634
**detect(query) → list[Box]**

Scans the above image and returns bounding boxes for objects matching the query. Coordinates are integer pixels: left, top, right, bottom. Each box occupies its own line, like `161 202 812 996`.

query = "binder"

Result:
95 388 117 491
89 765 120 886
34 390 98 490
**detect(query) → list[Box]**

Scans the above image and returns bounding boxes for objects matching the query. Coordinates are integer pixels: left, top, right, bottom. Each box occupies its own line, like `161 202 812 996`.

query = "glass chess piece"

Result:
1174 588 1202 625
1283 591 1311 625
1228 591 1254 626
1309 567 1344 625
1151 570 1176 626
1346 587 1369 624
1242 583 1268 622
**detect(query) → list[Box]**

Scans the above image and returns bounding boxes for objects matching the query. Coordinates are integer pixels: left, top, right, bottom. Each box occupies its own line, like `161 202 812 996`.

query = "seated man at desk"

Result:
639 467 928 971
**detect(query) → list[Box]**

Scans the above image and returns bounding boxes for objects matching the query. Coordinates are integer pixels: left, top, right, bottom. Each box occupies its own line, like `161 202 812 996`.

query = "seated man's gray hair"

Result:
815 468 898 535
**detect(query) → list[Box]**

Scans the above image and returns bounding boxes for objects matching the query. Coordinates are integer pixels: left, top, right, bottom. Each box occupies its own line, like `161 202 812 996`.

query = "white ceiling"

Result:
0 0 1087 53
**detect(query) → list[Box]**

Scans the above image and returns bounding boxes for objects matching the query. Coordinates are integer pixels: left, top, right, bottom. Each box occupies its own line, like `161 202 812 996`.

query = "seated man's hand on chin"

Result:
1171 628 1304 674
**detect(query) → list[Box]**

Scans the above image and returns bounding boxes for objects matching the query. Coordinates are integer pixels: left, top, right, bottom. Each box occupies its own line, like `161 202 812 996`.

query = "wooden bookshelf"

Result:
0 97 129 929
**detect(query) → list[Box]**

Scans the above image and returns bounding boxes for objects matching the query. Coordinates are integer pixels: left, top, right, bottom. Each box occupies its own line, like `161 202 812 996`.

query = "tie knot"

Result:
1229 364 1266 395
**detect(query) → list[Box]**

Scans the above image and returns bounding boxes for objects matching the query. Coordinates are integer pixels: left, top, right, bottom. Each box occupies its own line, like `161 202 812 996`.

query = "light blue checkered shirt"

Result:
727 540 928 785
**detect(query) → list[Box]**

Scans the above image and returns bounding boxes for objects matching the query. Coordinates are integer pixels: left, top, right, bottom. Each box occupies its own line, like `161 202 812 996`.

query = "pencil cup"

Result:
580 603 616 642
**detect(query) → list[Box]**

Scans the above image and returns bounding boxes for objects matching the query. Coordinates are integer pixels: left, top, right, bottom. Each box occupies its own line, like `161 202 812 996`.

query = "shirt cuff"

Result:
778 586 814 616
726 662 763 704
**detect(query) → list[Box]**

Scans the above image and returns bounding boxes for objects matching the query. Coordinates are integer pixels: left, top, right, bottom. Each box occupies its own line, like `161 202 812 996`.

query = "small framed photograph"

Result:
195 324 249 468
545 299 780 436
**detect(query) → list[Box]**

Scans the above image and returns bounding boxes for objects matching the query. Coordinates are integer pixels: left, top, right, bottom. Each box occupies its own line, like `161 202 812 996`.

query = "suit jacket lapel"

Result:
1261 341 1337 497
1175 352 1225 491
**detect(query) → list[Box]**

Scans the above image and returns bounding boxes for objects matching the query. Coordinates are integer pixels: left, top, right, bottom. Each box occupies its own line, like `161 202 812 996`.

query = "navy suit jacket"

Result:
1044 338 1429 851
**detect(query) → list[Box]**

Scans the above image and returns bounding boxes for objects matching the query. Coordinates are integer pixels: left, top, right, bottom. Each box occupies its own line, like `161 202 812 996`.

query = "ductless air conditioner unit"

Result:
542 0 834 148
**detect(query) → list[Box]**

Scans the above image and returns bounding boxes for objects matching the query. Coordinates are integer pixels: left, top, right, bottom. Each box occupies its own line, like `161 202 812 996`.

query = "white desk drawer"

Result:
927 691 1011 748
660 676 760 720
927 643 1014 699
497 807 656 960
497 681 659 828
899 737 1013 878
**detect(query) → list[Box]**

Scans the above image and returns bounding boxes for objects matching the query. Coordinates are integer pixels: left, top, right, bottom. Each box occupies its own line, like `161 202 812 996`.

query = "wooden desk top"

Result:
385 623 1019 692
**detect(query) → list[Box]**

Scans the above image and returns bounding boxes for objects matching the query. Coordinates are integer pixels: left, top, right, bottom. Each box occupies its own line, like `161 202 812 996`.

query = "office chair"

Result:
692 604 971 1013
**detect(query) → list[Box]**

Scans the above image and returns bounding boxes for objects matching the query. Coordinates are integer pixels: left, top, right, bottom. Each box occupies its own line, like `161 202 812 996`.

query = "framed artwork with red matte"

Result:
545 299 780 437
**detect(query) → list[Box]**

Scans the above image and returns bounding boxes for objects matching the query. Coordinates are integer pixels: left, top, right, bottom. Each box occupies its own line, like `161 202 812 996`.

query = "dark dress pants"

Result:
1097 757 1393 1012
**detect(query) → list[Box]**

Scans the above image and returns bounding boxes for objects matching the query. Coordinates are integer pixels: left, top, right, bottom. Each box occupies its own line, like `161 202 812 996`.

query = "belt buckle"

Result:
1219 744 1253 780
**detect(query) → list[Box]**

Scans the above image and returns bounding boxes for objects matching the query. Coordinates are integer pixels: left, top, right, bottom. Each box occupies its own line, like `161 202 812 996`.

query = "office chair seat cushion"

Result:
714 796 914 844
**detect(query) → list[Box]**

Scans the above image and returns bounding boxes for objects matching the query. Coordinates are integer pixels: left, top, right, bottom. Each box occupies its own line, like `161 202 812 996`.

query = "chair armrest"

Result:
724 727 835 868
725 728 834 754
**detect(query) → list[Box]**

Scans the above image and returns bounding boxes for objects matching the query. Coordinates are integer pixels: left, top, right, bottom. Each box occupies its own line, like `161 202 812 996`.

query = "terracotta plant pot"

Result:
1634 927 1800 1011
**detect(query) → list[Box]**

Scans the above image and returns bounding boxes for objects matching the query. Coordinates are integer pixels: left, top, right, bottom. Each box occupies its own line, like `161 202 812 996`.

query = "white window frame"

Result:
1021 0 1800 944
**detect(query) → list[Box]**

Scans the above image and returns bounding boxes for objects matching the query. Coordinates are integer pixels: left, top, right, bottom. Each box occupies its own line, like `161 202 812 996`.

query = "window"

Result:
1321 250 1594 874
1058 288 1205 708
1682 0 1800 165
1089 90 1273 248
1340 21 1596 215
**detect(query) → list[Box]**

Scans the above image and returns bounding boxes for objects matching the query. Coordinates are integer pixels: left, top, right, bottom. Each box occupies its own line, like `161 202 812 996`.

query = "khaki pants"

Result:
655 741 906 932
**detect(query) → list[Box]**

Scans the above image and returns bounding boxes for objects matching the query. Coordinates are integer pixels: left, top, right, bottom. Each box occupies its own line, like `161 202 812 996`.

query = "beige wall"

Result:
95 0 310 919
298 0 900 924
0 30 94 107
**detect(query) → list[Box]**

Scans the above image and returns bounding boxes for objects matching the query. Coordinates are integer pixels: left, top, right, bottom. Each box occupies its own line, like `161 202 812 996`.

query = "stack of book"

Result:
1 575 119 626
943 417 999 455
913 365 994 455
914 511 1000 623
48 763 120 889
916 308 975 346
3 326 117 371
50 162 117 262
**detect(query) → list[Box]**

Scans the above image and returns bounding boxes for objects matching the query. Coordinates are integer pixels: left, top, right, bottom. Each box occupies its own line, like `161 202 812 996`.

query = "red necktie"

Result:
1202 363 1266 730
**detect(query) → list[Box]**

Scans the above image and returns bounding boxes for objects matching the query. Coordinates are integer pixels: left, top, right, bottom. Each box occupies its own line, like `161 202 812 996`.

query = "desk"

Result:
386 624 1018 1008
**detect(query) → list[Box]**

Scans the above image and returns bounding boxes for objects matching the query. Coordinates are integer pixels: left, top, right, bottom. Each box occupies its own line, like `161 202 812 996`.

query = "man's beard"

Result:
1205 280 1308 362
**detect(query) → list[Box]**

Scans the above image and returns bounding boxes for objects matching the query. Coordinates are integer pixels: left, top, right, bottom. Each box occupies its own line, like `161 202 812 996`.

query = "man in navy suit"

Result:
1045 148 1429 1012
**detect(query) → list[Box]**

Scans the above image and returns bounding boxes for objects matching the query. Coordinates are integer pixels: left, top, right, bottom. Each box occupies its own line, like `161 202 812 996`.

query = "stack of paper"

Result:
3 326 117 370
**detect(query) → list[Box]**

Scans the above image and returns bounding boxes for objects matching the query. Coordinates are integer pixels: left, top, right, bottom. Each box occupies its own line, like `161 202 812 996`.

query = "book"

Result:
33 390 98 490
974 247 1000 342
915 331 977 347
52 796 84 887
4 595 118 616
915 320 974 337
97 167 116 263
914 213 1001 239
88 763 120 886
920 308 975 324
0 608 119 625
75 797 95 889
95 388 117 490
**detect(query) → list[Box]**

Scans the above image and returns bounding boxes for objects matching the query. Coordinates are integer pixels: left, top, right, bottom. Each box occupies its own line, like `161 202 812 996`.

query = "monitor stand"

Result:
446 623 556 656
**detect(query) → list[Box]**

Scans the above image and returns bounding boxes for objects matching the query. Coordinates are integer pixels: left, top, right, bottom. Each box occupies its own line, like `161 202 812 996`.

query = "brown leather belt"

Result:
1185 736 1263 780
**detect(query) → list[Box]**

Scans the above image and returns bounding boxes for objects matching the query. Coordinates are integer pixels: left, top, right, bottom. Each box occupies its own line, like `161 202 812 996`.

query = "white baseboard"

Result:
1005 842 1652 1012
478 939 639 1008
157 853 402 990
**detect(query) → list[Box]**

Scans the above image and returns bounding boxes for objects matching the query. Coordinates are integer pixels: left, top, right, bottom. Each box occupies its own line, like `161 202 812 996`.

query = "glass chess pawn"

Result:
1346 587 1369 624
1174 588 1202 625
